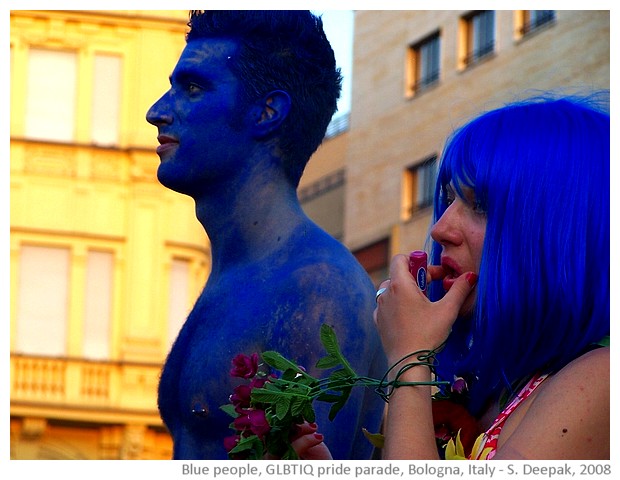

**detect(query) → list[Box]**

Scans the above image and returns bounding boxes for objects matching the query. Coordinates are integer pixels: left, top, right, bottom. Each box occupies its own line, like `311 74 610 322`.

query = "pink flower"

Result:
434 424 452 442
451 377 468 395
250 376 270 389
230 353 259 379
432 399 480 457
234 409 271 439
230 384 252 411
223 434 240 452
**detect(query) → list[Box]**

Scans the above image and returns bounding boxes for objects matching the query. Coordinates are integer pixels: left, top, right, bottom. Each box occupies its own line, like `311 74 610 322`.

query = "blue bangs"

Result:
430 94 610 415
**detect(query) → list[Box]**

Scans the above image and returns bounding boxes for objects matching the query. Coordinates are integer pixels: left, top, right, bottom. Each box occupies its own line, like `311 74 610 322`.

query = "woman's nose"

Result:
146 94 173 126
430 203 463 246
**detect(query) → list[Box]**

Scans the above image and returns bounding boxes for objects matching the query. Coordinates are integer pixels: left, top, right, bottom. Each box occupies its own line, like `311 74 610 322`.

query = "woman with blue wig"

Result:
294 93 609 460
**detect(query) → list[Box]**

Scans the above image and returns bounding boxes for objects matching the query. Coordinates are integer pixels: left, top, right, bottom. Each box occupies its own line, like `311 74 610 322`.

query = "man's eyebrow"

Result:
169 69 215 87
169 70 190 84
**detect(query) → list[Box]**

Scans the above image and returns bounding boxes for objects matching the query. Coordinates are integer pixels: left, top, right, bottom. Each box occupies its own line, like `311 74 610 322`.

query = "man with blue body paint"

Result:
146 11 386 460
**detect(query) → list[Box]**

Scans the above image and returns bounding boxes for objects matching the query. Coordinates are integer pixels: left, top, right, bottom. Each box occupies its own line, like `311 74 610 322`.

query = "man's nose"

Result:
146 94 173 126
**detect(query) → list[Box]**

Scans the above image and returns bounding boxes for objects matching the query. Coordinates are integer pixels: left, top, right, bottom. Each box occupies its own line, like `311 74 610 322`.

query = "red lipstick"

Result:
440 256 462 292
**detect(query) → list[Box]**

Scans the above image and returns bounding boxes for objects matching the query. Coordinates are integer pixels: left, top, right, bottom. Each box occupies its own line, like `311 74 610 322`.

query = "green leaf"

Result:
264 430 292 459
228 435 264 459
328 386 352 421
302 402 316 423
296 375 319 387
596 335 610 347
251 388 287 404
328 368 353 384
319 324 357 376
315 392 342 403
281 445 300 460
291 397 310 417
220 403 239 418
319 324 341 357
261 351 305 373
275 395 291 420
229 436 255 453
315 355 340 369
362 428 385 449
282 368 301 381
261 351 317 382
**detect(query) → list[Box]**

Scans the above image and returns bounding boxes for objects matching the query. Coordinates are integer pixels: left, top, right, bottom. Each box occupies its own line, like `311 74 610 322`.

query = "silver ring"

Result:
375 287 387 301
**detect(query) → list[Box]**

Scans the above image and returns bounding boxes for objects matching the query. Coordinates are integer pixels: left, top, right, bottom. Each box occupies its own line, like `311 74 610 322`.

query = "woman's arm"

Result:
381 366 438 458
375 255 477 459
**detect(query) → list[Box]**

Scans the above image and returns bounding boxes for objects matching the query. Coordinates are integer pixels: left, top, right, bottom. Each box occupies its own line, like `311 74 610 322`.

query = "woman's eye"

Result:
472 201 486 214
442 186 455 206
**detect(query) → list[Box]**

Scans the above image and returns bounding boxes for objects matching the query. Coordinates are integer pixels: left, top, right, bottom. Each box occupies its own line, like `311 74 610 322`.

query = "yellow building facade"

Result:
10 10 209 459
10 9 610 460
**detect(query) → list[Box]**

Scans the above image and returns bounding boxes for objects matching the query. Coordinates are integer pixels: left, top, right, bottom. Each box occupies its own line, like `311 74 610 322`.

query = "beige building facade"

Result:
323 10 609 285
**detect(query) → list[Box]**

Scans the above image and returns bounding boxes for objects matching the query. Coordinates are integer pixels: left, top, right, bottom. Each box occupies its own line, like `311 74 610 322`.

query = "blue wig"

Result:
429 93 610 415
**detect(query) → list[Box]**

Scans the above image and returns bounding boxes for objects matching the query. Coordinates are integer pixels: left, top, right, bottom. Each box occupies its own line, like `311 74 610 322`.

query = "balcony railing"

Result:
412 70 440 94
324 113 350 139
520 11 556 36
462 42 495 67
10 353 163 419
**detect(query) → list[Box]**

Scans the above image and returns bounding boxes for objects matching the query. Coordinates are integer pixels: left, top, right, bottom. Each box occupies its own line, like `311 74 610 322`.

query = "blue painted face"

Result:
146 38 253 198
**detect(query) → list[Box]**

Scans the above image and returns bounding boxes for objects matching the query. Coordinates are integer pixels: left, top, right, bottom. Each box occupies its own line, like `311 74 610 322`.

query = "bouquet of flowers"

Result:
221 324 479 459
222 324 377 459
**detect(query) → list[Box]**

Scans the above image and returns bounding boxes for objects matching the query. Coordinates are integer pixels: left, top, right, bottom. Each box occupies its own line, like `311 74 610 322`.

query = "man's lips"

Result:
156 135 179 156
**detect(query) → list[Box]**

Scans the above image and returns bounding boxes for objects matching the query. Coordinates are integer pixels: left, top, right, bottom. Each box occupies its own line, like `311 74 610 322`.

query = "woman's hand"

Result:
374 254 477 368
290 422 333 460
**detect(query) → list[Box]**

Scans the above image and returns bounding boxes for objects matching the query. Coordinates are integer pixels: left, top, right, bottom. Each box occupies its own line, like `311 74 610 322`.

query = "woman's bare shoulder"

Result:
495 347 609 460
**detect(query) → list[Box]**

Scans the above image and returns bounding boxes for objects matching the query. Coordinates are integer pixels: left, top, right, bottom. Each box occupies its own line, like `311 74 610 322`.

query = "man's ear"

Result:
252 90 291 138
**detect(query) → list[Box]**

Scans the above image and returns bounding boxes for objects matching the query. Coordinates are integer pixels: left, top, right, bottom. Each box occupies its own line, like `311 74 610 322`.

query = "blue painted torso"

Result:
158 223 387 459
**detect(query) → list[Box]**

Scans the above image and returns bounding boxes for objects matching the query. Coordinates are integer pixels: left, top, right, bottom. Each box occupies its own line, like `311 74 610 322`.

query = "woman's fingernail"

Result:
466 272 479 287
314 433 324 441
309 423 318 429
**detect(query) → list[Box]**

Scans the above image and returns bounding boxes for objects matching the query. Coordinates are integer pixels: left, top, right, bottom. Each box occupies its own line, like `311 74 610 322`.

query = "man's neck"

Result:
194 173 306 275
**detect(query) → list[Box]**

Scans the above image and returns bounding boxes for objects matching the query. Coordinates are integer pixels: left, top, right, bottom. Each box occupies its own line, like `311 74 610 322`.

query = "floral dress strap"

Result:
469 373 549 460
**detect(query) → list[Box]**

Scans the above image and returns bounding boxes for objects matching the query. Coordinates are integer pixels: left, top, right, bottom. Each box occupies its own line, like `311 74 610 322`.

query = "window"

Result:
25 49 78 142
460 11 495 68
16 245 71 356
167 258 191 347
353 239 390 288
402 155 438 221
24 48 122 145
83 251 114 359
299 170 346 240
406 32 440 97
91 54 122 146
517 11 556 37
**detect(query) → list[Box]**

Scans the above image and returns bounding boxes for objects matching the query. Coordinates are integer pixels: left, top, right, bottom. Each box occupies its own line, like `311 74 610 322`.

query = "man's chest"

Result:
158 295 273 424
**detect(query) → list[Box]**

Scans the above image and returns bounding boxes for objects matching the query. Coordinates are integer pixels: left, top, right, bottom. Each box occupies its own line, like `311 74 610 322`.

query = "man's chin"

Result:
157 168 195 197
